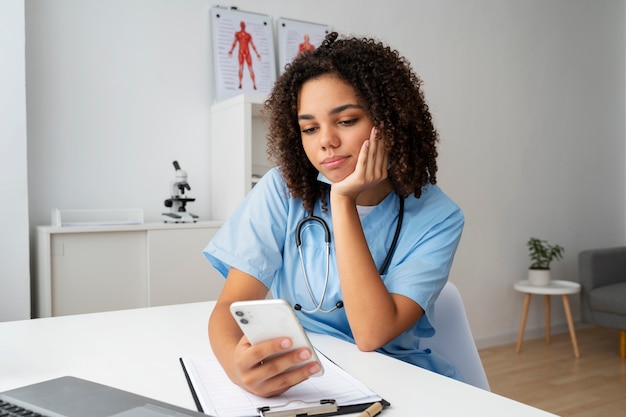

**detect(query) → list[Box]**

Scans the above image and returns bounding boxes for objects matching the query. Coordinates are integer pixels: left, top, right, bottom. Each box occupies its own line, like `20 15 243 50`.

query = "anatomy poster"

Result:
211 7 276 101
276 18 331 73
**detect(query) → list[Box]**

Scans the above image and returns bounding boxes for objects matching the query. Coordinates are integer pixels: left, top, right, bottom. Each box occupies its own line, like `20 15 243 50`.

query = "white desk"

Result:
0 302 556 416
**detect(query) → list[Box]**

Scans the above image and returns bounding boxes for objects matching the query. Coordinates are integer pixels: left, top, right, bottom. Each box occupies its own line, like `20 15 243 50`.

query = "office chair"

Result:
421 281 491 391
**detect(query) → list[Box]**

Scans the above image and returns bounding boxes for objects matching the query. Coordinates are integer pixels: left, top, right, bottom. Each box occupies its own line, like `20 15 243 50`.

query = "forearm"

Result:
229 39 237 54
331 194 410 351
208 300 244 381
208 267 269 383
209 268 324 397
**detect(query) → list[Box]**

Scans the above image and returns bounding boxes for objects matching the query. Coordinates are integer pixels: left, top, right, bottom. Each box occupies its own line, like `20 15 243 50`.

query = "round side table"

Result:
514 279 581 358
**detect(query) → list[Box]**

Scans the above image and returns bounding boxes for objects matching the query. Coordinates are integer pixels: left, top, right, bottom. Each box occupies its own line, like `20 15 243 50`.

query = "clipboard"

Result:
253 399 390 417
257 399 337 417
179 351 390 417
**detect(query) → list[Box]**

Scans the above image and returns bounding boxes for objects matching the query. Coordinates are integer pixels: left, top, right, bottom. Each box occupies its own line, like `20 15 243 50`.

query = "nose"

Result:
319 125 340 150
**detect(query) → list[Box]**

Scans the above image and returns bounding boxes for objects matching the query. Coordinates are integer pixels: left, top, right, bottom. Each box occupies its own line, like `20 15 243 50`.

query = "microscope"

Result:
163 160 199 223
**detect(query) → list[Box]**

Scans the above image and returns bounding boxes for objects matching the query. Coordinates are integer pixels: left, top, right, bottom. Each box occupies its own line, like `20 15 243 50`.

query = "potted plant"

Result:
527 237 564 286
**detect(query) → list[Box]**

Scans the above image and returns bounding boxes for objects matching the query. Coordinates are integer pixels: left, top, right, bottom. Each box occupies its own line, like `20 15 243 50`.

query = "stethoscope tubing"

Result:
379 197 404 275
294 196 404 314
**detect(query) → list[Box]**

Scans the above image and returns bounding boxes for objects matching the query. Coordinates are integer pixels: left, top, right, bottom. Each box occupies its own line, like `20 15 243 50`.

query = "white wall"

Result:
21 0 626 345
0 0 30 321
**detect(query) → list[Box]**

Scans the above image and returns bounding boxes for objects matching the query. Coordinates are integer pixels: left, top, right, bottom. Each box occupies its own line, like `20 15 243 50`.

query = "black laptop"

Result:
0 376 207 417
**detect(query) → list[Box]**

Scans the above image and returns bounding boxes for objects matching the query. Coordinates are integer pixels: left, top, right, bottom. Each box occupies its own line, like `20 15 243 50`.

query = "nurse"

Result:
204 32 464 398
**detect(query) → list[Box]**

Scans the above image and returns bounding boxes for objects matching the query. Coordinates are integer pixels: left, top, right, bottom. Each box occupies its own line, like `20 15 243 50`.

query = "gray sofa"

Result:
578 247 626 358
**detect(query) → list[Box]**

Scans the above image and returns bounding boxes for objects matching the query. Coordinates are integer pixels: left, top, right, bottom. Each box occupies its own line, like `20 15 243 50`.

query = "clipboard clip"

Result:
258 399 338 417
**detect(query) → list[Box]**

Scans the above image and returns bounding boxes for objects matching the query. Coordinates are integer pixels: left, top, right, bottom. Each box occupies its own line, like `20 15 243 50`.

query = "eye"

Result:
339 118 358 127
300 126 318 135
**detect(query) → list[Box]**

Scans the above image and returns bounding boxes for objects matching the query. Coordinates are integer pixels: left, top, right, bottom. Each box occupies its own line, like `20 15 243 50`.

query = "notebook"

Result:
0 376 206 417
180 350 389 417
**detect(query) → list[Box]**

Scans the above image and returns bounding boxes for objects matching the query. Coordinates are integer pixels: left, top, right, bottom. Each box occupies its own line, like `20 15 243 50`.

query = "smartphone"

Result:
229 299 324 376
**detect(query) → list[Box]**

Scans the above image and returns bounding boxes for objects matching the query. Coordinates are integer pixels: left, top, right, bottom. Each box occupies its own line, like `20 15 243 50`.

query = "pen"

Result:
358 402 383 417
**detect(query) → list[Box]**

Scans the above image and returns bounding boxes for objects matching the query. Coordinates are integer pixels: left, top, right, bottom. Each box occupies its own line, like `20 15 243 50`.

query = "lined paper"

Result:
181 350 381 417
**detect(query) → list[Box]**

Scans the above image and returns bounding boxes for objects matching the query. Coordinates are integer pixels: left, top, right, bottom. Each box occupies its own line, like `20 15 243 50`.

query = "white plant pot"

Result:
528 269 551 286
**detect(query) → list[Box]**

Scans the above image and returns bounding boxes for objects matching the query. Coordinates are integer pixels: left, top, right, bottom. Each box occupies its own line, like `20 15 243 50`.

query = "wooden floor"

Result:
479 326 626 417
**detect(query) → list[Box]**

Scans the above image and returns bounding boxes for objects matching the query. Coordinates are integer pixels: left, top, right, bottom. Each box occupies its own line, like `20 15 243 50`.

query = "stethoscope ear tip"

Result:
293 301 344 313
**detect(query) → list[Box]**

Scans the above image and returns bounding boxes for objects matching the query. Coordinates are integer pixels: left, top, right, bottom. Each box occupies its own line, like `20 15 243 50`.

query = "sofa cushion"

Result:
590 282 626 315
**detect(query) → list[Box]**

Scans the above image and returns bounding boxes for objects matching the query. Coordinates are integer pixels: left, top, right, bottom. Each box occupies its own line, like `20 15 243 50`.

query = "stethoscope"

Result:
293 195 405 314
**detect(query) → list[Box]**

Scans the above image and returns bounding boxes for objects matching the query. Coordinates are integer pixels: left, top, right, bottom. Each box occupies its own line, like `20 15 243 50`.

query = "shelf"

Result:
210 94 273 220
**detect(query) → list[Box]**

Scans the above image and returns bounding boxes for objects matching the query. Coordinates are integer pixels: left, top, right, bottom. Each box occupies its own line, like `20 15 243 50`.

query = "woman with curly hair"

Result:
204 32 464 397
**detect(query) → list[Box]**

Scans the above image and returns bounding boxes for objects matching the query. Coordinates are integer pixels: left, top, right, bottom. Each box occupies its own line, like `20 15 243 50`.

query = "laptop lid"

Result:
0 376 207 417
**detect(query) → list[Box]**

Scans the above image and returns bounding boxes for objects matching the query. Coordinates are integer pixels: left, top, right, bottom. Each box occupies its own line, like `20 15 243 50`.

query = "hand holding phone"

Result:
230 299 324 377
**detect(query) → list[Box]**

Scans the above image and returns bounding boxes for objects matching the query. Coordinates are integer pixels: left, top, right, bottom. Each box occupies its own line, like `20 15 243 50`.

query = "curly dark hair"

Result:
265 32 439 214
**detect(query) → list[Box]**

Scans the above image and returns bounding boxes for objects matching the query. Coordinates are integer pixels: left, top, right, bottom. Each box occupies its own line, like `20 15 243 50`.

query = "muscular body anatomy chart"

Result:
276 18 330 74
211 7 276 101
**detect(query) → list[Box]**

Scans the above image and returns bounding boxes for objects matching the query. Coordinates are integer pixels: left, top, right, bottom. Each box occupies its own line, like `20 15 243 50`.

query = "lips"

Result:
321 155 349 169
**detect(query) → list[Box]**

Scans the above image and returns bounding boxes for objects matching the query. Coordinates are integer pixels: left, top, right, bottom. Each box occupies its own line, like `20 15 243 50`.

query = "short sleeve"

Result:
203 168 291 287
382 187 464 337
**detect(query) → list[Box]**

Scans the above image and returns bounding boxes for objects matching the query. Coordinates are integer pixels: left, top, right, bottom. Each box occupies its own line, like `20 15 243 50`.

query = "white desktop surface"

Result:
0 301 556 416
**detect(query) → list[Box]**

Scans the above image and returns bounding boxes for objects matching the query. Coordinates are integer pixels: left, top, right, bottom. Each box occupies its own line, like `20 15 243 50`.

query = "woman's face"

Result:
297 74 374 184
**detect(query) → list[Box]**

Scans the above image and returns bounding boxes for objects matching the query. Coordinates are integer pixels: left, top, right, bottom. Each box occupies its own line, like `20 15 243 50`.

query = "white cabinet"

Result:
147 227 222 307
35 221 224 317
210 94 272 220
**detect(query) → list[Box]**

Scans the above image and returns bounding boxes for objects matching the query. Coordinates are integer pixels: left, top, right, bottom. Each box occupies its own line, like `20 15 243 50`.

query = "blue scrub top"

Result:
204 168 464 380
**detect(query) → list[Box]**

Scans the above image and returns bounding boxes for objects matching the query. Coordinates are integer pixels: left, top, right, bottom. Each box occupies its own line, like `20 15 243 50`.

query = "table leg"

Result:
561 294 580 358
620 330 625 359
544 295 551 345
516 293 532 353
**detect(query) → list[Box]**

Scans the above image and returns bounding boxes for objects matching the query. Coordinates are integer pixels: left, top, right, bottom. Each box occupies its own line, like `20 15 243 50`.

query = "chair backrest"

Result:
578 247 626 323
420 281 491 391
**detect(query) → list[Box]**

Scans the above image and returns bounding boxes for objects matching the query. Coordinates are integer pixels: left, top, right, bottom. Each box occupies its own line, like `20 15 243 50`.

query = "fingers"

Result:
236 337 321 398
359 127 388 183
236 336 291 370
253 349 321 397
330 125 389 201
